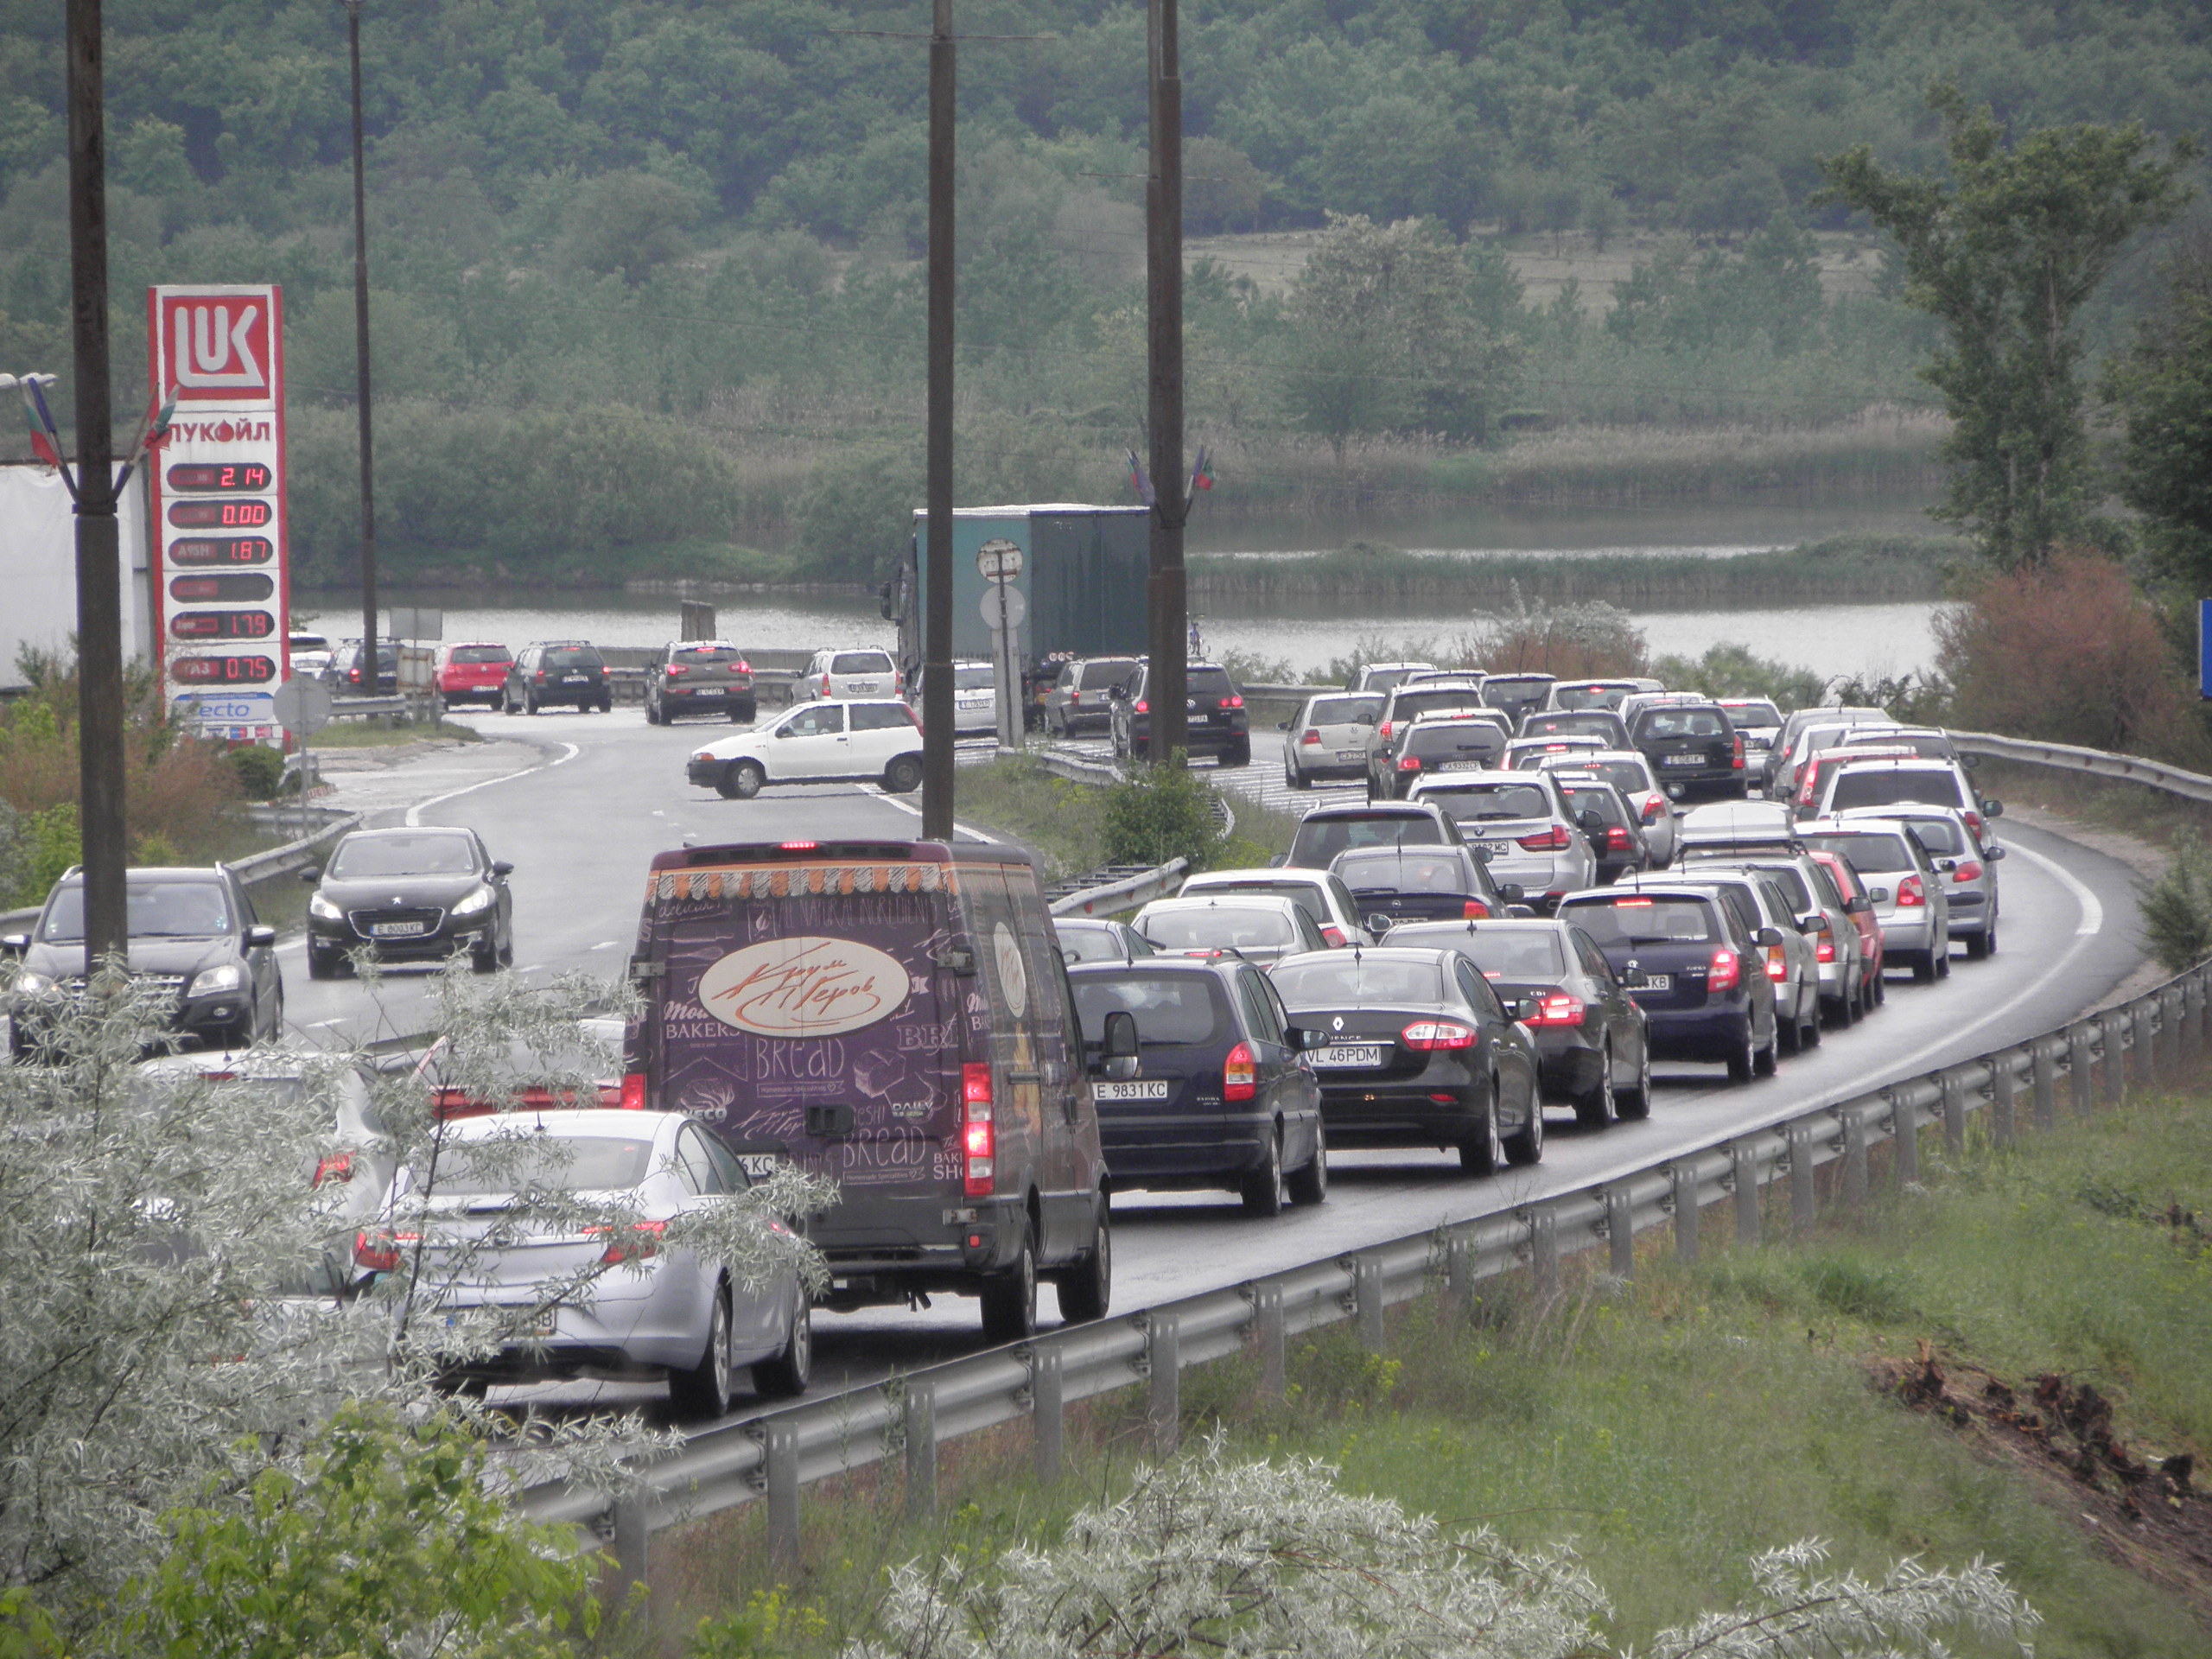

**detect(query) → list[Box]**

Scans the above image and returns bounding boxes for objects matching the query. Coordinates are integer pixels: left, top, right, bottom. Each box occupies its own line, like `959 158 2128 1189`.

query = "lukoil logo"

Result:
162 299 270 397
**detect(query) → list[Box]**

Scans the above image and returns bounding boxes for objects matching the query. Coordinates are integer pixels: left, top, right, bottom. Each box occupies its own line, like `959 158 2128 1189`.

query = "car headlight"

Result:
451 885 495 918
691 750 714 766
188 964 245 997
10 971 51 995
308 892 345 922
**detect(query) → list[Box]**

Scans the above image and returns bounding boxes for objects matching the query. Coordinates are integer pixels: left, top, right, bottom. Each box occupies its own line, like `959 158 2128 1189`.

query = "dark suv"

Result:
504 640 611 715
1110 662 1250 765
3 866 283 1056
1627 699 1745 801
645 640 755 725
327 639 397 694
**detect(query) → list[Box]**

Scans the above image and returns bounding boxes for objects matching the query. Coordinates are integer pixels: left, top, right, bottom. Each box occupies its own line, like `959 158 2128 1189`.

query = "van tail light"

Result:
353 1229 416 1273
590 1217 666 1264
1462 899 1490 918
1953 861 1983 883
1401 1020 1478 1051
1963 810 1984 838
1523 992 1585 1027
1732 734 1745 770
1518 825 1572 851
1135 699 1149 714
1707 947 1740 993
1605 825 1632 852
1225 694 1244 709
313 1152 354 1187
620 1072 648 1110
1897 874 1926 907
962 1062 995 1197
1300 728 1322 746
1764 945 1788 982
1815 927 1836 963
1320 924 1347 946
1224 1040 1258 1102
1398 755 1421 772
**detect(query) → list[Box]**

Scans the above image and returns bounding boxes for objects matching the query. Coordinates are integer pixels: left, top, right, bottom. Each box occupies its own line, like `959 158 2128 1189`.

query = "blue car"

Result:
1068 957 1325 1217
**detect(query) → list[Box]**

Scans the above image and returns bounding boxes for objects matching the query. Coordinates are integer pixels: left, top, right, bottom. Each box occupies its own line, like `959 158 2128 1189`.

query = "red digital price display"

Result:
165 461 273 493
168 537 273 566
172 654 278 685
169 609 277 640
168 499 273 529
169 573 275 602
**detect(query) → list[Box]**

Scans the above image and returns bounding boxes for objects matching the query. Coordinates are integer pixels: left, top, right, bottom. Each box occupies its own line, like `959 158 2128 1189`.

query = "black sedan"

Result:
1554 885 1780 1084
1068 957 1325 1217
1329 844 1511 933
3 866 282 1056
1270 946 1542 1173
1386 918 1651 1127
304 827 514 978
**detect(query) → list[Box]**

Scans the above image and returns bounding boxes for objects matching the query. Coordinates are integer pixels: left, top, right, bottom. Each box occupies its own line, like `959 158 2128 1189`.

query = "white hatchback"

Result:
800 647 900 701
687 698 925 798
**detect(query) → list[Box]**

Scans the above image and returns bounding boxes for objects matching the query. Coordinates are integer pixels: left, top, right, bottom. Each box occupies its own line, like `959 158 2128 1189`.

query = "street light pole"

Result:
1145 0 1188 766
346 0 378 694
66 0 128 970
919 0 957 839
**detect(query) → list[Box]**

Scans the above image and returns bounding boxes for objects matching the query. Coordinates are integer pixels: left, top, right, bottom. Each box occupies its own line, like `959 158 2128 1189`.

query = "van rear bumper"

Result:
816 1194 1030 1307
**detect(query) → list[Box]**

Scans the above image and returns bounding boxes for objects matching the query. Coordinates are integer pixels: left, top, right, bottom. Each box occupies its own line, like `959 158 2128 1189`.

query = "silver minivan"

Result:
1799 818 1953 982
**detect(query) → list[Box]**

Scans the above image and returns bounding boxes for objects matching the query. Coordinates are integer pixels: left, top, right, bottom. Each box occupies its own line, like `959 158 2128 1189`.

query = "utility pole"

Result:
919 0 957 838
1145 0 1187 766
66 0 127 970
346 0 378 694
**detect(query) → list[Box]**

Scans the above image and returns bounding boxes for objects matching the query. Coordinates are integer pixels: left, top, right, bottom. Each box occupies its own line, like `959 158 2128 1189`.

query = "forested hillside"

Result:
2 0 2206 581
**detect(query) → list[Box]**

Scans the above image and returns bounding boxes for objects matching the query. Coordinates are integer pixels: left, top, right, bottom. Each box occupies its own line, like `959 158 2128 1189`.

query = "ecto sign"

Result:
149 284 289 741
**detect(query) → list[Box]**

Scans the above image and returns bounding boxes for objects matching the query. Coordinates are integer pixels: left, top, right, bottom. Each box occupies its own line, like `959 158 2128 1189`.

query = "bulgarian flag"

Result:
20 391 60 468
1126 448 1155 506
1189 444 1215 493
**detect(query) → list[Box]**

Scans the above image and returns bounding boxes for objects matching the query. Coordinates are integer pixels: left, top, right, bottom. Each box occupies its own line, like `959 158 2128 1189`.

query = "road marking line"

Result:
406 742 580 826
589 940 618 950
2010 838 2105 936
867 789 998 843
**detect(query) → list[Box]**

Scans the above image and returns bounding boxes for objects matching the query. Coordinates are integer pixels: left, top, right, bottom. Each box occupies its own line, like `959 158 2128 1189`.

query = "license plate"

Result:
562 674 588 684
1310 1044 1384 1068
848 681 878 693
736 1153 785 1179
371 920 428 938
1334 749 1362 763
693 686 723 696
1095 1079 1171 1101
1663 753 1701 766
1440 759 1484 771
1629 975 1672 993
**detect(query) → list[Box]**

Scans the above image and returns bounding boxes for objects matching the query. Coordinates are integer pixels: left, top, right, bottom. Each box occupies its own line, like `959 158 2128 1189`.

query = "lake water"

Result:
302 497 1946 685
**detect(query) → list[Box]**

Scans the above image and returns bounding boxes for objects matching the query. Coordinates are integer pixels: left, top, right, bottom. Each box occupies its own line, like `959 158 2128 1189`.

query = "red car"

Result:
435 642 512 709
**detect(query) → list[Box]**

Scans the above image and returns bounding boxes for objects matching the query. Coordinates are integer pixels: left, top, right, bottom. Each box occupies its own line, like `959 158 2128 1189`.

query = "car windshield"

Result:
41 880 232 942
1563 898 1715 946
426 1134 658 1197
329 833 478 879
1899 817 1968 855
1724 701 1782 727
1307 696 1382 726
833 652 893 675
1273 956 1443 1007
451 645 509 664
1333 850 1470 894
1289 815 1444 867
673 645 743 664
1431 783 1549 821
1057 926 1130 963
952 665 995 690
1827 770 1967 810
1636 709 1729 740
1071 973 1226 1045
1454 930 1567 979
1801 833 1916 875
543 647 600 670
1139 906 1296 950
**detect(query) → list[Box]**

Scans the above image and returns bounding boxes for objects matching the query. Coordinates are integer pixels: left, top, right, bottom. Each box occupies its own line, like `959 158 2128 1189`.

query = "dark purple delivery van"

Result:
625 839 1111 1340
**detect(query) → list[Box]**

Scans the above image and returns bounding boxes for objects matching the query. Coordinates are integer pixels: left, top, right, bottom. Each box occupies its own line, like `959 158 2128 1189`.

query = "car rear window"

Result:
1360 667 1426 695
1722 701 1782 727
1552 683 1634 709
1557 783 1626 823
673 645 742 664
1801 833 1916 875
1390 689 1485 722
431 1134 656 1197
1454 930 1567 979
1139 906 1297 951
1057 926 1128 964
1080 660 1136 689
1071 973 1227 1046
1575 758 1652 794
1186 667 1235 696
1561 897 1716 945
1482 676 1553 704
1332 850 1471 894
850 703 919 732
1273 956 1443 1007
1745 866 1815 910
543 646 601 670
1187 880 1328 929
952 664 994 690
1635 708 1729 740
1307 696 1382 726
833 652 893 675
1407 724 1497 758
451 645 510 664
1289 815 1444 868
1827 770 1967 811
1901 817 1968 855
1431 783 1550 820
1522 713 1619 740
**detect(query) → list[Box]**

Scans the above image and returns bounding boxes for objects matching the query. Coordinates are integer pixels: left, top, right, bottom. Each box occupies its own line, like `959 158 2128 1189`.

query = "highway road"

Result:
272 703 2153 1426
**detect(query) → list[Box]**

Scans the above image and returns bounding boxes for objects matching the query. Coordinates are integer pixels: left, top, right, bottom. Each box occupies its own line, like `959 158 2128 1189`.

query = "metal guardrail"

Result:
329 695 410 721
1949 728 2212 804
224 810 365 887
1046 858 1189 918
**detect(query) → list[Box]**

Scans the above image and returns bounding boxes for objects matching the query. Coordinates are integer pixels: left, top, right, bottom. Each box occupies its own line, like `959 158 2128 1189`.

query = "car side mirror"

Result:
1866 887 1891 905
245 925 277 947
1754 925 1783 947
1268 855 1286 868
492 861 514 877
1796 914 1820 933
1666 783 1686 800
298 867 321 883
0 933 26 955
1497 883 1525 905
1846 895 1872 915
1577 810 1605 834
1986 844 2007 861
1276 720 1290 730
1100 1009 1140 1081
1961 753 1982 770
1981 799 2003 819
1934 856 1957 873
1504 904 1538 918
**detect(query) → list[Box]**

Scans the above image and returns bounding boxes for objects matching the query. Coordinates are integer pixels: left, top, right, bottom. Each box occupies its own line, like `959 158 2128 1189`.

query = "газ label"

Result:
697 936 910 1038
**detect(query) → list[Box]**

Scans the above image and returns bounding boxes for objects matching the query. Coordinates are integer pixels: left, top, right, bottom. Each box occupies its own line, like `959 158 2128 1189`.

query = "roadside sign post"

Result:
271 675 333 842
982 579 1027 752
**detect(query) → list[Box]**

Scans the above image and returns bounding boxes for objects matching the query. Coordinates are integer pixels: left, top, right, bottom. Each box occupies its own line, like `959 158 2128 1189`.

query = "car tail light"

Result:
1320 924 1346 946
737 658 751 674
1225 694 1244 709
1954 861 1983 882
1224 1040 1258 1102
1398 755 1421 772
620 1072 647 1110
1401 1020 1478 1051
312 1152 353 1187
1708 947 1740 993
905 705 922 728
1462 899 1491 918
1764 944 1788 982
1135 699 1149 714
353 1229 416 1273
1070 690 1081 706
591 1217 666 1264
348 667 361 683
1518 825 1572 851
1641 793 1665 823
1732 734 1745 770
1605 824 1632 852
1300 728 1322 746
1523 992 1585 1027
962 1062 995 1197
895 670 906 694
666 664 687 677
534 670 546 683
1379 720 1394 740
1897 874 1926 907
1963 810 1984 838
1815 927 1836 963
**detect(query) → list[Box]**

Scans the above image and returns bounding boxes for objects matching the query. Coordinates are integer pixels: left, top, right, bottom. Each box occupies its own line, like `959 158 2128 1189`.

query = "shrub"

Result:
2135 833 2212 972
1649 642 1826 711
225 743 285 800
794 445 925 583
7 803 78 909
1101 762 1224 870
1465 596 1648 680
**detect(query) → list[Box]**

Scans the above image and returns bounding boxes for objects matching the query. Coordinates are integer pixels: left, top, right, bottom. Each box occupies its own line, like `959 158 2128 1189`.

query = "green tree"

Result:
1819 86 2196 569
2106 245 2212 591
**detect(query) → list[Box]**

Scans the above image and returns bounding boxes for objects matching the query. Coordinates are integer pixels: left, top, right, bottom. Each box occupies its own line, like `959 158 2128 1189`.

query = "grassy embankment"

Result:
656 1082 2212 1656
1189 531 1966 607
951 754 1296 884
